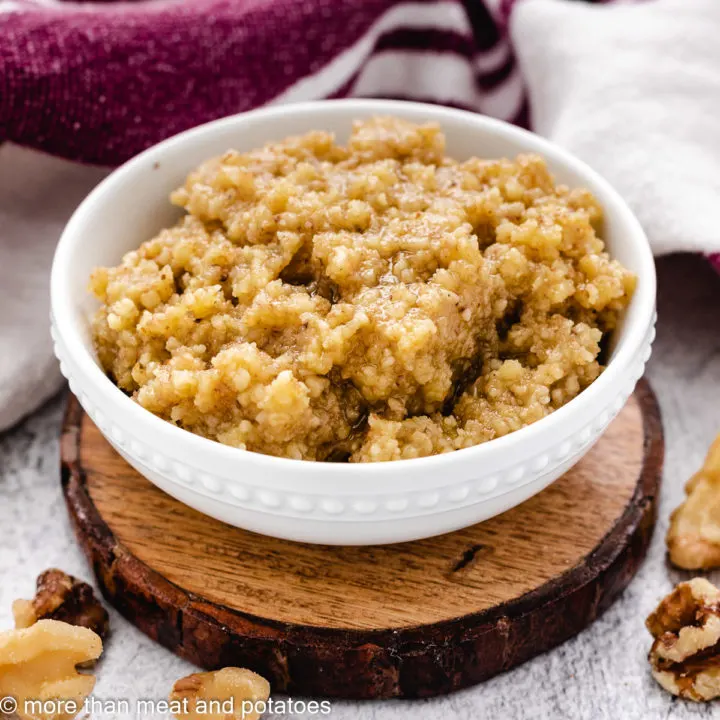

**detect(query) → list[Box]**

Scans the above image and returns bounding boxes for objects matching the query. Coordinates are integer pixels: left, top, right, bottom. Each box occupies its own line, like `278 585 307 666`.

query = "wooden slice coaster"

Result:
61 379 663 700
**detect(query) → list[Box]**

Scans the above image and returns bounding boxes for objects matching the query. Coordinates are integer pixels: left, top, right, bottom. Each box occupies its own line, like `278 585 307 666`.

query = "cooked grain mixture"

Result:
90 117 635 462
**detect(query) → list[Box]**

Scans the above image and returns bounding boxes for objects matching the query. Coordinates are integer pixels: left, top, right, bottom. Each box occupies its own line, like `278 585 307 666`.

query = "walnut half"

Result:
0 619 103 720
646 577 720 702
12 569 109 640
667 433 720 569
170 667 271 720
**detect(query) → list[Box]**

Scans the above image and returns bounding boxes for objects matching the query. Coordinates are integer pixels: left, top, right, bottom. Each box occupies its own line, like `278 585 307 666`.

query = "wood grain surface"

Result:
61 379 663 699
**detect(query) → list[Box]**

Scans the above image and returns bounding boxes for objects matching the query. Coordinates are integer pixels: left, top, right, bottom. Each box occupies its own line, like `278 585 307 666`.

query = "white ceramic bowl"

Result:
51 100 656 546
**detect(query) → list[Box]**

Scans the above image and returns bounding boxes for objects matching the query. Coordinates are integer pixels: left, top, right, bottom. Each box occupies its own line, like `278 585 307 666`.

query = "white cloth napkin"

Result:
0 145 108 432
511 0 720 257
2 0 720 433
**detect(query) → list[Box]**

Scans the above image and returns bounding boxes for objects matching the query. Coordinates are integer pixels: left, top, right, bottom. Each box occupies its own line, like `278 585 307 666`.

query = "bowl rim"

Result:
51 98 657 475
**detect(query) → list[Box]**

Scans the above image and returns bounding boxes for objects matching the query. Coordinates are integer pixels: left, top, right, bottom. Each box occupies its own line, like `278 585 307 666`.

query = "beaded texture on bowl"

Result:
51 317 655 521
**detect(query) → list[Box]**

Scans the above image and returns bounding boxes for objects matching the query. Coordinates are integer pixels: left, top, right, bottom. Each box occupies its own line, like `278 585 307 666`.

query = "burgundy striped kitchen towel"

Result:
0 0 527 165
0 0 718 433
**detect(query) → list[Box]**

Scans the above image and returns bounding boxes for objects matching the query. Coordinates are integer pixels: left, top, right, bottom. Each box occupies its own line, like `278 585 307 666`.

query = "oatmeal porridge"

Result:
90 117 635 462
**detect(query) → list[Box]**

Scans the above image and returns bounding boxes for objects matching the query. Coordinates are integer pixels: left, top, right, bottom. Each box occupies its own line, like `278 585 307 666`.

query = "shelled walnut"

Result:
0 620 103 720
646 578 720 702
667 433 720 569
12 569 109 639
170 667 271 720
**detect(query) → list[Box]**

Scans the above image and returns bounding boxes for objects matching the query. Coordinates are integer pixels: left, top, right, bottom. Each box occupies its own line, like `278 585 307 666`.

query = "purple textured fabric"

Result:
0 0 521 165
